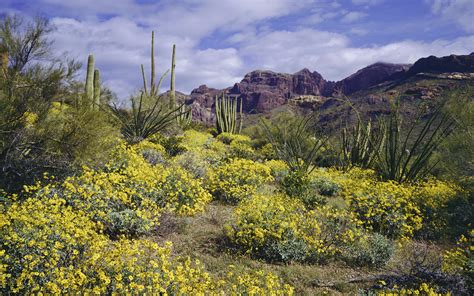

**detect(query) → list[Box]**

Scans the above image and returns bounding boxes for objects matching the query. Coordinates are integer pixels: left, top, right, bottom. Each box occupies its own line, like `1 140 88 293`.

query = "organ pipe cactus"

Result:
215 92 243 134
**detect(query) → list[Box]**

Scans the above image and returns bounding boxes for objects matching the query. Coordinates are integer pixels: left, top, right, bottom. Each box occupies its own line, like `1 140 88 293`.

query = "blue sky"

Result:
1 0 473 100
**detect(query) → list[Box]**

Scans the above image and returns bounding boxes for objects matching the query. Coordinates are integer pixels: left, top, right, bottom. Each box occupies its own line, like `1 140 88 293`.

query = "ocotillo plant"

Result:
84 54 100 109
341 119 385 170
376 100 454 183
215 92 243 134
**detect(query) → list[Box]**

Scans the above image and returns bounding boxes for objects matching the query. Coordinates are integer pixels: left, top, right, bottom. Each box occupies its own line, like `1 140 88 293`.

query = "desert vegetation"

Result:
1 15 473 295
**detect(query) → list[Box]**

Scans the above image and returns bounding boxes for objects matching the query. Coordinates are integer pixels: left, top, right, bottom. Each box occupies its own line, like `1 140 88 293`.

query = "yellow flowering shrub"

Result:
222 266 294 295
133 140 167 165
153 166 212 216
216 132 252 145
181 129 214 151
172 150 210 179
264 159 289 181
257 143 277 160
376 283 451 295
62 168 162 237
1 196 104 294
206 159 273 203
225 194 364 263
343 179 423 238
1 194 294 294
442 230 473 275
412 179 459 237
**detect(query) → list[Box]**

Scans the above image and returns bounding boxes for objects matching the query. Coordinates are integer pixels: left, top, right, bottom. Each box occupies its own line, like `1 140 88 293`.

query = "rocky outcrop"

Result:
406 53 474 77
185 53 474 124
335 63 410 95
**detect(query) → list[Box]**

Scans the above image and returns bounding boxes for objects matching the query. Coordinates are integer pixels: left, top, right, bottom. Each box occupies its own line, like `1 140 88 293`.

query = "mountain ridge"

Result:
181 52 474 125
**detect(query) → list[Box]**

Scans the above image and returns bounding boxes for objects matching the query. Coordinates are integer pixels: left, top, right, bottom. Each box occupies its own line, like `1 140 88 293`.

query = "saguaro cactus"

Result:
93 69 101 109
170 44 176 107
215 93 243 134
84 54 101 109
85 54 95 104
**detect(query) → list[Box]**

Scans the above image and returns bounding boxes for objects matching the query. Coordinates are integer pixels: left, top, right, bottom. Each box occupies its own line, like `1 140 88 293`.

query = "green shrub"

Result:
107 209 151 238
172 151 209 179
225 194 364 264
280 170 327 209
206 159 273 203
311 176 341 197
343 233 394 268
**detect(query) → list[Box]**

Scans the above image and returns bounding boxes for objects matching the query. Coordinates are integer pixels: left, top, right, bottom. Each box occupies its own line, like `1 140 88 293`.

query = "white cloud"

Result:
351 0 383 6
427 0 474 32
235 28 474 81
8 0 472 102
341 11 368 23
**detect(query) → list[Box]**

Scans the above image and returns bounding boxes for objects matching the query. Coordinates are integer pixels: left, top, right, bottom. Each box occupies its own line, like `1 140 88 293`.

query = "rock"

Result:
335 63 410 95
406 53 474 77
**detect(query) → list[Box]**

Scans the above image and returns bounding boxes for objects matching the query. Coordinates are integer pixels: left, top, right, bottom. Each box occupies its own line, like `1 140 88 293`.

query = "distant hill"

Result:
179 52 474 126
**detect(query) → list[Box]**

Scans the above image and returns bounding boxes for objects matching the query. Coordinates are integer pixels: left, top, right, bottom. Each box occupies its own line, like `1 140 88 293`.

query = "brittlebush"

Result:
206 158 273 203
225 194 365 263
1 188 293 295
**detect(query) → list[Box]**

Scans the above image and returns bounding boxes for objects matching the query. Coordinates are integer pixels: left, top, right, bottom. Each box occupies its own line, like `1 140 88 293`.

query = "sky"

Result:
1 0 473 100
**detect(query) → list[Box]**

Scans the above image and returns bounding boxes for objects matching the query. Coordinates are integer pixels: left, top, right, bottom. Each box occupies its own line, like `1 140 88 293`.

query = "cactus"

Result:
170 44 176 108
215 92 243 134
85 54 94 104
93 69 101 109
169 44 192 127
376 100 454 183
84 54 101 109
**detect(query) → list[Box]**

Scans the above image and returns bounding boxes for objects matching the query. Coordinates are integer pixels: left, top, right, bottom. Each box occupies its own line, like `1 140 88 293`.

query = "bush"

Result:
343 179 423 239
206 158 273 203
412 179 459 239
107 209 150 238
153 166 212 216
172 150 209 179
225 194 364 263
343 233 394 268
311 176 341 197
133 140 167 165
264 159 289 182
0 195 293 294
280 170 327 209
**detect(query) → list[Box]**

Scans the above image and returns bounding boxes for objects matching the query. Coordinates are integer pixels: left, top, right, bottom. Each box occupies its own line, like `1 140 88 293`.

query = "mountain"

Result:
182 52 474 125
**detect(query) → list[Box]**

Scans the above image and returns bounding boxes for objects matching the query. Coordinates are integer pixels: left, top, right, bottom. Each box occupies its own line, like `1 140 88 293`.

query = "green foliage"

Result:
280 170 327 209
343 233 394 268
225 194 365 264
110 31 184 143
0 14 116 192
341 119 385 170
260 114 326 176
376 100 454 183
206 158 273 204
215 92 243 134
